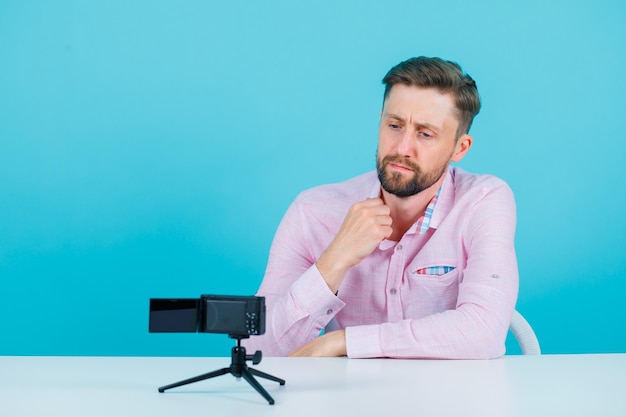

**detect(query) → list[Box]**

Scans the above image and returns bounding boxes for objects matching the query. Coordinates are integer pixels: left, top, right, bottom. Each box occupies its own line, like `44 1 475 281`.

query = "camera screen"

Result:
149 298 199 332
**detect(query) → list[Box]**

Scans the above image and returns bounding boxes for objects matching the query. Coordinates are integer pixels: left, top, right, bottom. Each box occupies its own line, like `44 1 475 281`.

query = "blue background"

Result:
1 0 624 357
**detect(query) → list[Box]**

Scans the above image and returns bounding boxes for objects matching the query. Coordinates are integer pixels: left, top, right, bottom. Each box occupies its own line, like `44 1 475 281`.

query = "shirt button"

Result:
389 288 397 295
326 309 333 315
491 274 500 279
396 244 403 251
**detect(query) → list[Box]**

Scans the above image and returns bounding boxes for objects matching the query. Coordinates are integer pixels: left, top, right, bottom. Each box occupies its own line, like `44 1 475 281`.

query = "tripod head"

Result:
228 335 262 366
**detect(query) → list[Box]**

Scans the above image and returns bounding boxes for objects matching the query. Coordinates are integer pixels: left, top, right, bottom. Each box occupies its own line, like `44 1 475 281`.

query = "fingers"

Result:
343 198 393 244
352 197 389 213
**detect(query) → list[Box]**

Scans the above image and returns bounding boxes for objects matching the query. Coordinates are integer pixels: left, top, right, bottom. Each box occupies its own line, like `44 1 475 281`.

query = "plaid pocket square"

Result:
413 266 456 276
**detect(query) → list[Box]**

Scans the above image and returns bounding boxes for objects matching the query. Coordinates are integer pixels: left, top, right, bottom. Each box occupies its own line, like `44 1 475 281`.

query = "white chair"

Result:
509 309 541 355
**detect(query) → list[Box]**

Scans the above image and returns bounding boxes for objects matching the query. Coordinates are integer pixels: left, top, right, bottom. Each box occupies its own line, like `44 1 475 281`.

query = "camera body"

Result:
149 294 265 337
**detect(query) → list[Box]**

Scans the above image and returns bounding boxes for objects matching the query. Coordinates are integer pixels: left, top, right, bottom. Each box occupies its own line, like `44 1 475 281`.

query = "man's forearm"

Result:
289 329 347 357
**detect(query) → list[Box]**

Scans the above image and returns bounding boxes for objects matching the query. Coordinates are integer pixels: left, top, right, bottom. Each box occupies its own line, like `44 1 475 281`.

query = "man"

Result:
246 56 518 359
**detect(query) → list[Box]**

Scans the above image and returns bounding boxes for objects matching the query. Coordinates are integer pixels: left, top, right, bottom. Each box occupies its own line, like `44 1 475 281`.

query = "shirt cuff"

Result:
290 264 346 326
345 324 383 358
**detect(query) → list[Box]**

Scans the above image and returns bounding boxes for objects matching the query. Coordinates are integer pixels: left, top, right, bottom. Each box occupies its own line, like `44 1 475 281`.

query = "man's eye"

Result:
420 131 433 138
389 123 400 130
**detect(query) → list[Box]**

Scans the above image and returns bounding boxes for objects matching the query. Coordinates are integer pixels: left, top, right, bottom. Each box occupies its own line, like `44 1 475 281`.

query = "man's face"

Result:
376 84 468 197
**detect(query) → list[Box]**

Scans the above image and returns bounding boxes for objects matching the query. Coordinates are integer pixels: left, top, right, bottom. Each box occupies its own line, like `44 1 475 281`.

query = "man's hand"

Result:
288 330 347 357
317 198 392 293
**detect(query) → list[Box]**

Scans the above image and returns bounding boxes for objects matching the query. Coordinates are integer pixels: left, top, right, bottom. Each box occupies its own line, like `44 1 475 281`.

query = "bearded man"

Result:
245 56 518 359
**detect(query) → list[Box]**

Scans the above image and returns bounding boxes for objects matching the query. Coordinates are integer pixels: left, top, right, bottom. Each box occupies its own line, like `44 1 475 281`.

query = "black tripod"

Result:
157 336 286 405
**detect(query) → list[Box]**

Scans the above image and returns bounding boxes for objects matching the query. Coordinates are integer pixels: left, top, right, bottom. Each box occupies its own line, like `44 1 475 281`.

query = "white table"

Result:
1 354 625 416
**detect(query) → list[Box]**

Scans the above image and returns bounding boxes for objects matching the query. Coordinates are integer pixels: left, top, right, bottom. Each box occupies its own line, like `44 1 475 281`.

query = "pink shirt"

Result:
245 166 518 359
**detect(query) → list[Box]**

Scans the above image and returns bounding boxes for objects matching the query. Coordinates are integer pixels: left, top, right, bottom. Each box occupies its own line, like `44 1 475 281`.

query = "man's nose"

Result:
395 129 414 157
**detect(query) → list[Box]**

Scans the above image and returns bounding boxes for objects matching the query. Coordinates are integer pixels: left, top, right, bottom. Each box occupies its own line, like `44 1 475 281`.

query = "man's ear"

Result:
451 134 472 163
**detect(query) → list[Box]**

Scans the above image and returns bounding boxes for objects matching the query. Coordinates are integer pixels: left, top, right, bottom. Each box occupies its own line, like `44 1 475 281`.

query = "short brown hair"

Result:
382 56 481 136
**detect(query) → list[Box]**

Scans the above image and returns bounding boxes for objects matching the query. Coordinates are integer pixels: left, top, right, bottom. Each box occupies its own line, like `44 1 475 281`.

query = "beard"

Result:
376 153 449 198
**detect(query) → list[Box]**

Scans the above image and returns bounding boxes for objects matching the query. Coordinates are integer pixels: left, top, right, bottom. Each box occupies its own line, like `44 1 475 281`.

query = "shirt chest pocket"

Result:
402 260 461 316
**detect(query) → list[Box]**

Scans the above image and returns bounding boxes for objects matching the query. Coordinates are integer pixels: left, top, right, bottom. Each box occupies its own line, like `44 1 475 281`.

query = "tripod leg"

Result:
240 368 276 405
248 367 286 385
158 367 230 392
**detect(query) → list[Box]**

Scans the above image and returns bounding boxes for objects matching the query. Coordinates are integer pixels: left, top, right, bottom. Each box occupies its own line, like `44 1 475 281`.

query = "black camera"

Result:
149 294 265 337
149 294 284 405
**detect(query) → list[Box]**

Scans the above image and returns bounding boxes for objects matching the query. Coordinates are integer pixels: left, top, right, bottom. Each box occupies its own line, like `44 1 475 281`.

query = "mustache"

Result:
381 155 420 172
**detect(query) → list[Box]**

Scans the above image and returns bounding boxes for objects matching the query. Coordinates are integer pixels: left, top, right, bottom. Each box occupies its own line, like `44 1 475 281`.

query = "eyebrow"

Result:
383 112 441 133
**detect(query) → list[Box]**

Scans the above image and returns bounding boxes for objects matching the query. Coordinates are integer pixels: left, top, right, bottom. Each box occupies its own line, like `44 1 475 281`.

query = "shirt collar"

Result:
414 185 442 234
428 166 455 230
